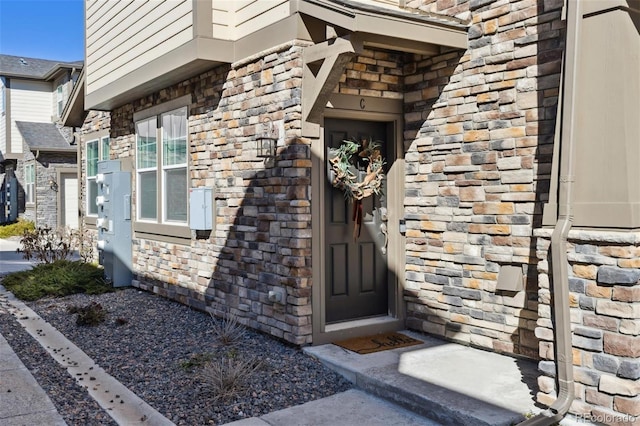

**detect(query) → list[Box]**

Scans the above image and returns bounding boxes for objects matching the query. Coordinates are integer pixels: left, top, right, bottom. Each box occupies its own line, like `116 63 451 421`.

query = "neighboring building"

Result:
0 54 82 227
68 1 639 424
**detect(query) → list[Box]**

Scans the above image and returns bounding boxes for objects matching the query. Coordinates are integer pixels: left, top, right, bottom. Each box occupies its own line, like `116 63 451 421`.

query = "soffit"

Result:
62 68 87 128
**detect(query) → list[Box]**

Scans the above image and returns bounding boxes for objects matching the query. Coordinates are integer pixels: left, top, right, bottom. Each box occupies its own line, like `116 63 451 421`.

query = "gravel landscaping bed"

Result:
2 288 352 425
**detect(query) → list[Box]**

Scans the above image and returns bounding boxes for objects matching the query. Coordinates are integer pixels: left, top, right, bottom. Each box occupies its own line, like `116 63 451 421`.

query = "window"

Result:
86 136 110 216
136 107 188 223
57 85 64 117
24 163 35 204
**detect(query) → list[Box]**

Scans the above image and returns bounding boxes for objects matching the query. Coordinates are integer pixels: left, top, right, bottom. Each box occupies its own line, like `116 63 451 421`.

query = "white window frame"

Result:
24 163 35 204
56 85 64 117
86 136 110 217
161 108 188 223
136 117 158 222
135 105 189 225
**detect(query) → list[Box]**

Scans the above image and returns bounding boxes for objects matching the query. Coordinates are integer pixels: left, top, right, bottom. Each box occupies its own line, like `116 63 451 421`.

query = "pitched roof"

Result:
15 121 76 152
0 54 83 80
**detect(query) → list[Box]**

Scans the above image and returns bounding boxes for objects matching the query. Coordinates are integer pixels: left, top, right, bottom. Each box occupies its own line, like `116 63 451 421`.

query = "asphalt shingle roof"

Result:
15 121 75 151
0 54 83 79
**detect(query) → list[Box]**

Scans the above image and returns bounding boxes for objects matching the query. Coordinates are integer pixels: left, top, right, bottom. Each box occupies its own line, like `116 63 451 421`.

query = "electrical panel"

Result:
96 160 132 287
189 187 214 230
6 177 18 222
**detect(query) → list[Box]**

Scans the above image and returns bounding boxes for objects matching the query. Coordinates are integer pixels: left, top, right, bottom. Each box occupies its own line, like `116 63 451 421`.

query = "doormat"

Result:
334 332 423 355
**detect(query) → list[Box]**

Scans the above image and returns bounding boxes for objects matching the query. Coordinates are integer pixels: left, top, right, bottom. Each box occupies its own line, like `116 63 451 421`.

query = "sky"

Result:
0 0 84 62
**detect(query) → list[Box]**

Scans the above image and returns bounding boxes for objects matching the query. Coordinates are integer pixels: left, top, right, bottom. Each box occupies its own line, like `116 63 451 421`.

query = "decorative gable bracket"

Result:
302 33 363 137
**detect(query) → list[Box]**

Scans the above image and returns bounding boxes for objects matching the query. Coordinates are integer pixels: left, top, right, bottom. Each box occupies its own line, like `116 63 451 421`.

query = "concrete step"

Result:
304 331 542 426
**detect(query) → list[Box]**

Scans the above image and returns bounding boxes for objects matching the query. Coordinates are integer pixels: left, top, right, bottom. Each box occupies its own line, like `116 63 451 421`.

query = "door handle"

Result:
380 222 388 255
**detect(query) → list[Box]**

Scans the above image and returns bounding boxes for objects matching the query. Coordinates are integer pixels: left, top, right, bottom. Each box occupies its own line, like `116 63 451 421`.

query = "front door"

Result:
325 118 390 323
60 173 79 229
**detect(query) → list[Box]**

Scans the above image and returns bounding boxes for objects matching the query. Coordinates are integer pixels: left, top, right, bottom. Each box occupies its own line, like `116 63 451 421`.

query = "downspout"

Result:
518 0 580 425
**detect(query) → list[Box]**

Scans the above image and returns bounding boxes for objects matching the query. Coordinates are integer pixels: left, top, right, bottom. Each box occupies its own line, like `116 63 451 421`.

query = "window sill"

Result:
134 221 191 244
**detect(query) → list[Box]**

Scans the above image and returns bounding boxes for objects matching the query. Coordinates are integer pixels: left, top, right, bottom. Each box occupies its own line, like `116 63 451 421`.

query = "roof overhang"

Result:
85 37 233 111
29 147 77 154
15 121 76 153
0 63 82 81
62 68 87 128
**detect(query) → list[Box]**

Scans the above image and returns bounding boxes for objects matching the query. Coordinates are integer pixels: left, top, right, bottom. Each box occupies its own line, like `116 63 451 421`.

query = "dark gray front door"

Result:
325 118 389 323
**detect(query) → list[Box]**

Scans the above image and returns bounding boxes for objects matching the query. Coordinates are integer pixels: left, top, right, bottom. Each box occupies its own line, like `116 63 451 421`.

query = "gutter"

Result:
518 1 580 424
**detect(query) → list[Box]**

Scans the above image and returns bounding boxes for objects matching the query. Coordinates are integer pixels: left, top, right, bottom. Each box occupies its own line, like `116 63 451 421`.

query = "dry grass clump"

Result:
210 310 246 346
198 355 262 401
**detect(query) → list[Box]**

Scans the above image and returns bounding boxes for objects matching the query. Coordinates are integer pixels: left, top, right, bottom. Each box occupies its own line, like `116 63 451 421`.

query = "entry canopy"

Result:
300 0 468 128
298 0 468 54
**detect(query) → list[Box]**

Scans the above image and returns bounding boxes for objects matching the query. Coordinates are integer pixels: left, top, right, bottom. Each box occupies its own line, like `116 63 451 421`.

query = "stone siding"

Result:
407 0 471 20
16 149 77 228
107 42 312 345
535 229 640 425
402 0 564 359
337 49 404 98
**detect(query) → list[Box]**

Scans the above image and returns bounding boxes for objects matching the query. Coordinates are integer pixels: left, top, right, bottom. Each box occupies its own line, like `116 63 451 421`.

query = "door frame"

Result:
311 94 406 345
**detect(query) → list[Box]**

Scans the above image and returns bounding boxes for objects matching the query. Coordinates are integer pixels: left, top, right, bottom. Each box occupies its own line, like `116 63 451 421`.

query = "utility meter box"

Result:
97 160 132 287
189 187 214 230
6 177 18 222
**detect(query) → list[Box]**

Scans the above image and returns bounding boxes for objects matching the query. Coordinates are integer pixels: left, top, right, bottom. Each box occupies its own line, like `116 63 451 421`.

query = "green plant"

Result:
1 260 111 301
68 302 106 326
210 310 246 346
0 219 35 238
180 353 213 370
198 355 262 401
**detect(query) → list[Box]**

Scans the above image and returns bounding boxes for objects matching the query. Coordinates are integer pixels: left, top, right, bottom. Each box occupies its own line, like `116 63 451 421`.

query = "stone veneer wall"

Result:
17 149 77 228
107 42 313 345
337 48 404 98
535 229 640 425
401 0 564 359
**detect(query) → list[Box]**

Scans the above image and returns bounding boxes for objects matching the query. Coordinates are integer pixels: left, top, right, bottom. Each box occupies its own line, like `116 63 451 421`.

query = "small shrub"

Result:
1 260 111 301
198 355 262 401
76 229 97 263
19 226 74 263
115 317 128 326
211 311 246 346
68 302 106 326
0 219 35 238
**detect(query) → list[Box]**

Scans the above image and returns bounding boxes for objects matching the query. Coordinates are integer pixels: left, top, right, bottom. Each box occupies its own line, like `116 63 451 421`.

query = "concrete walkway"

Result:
0 238 66 425
0 332 67 426
0 237 34 276
306 333 542 426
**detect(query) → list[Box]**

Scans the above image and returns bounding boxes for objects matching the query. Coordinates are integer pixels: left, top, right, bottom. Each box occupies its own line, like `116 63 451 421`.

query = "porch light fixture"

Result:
49 178 58 192
257 117 279 159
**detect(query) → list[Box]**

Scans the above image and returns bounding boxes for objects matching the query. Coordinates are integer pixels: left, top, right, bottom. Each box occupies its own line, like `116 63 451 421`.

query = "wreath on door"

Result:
328 137 385 239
